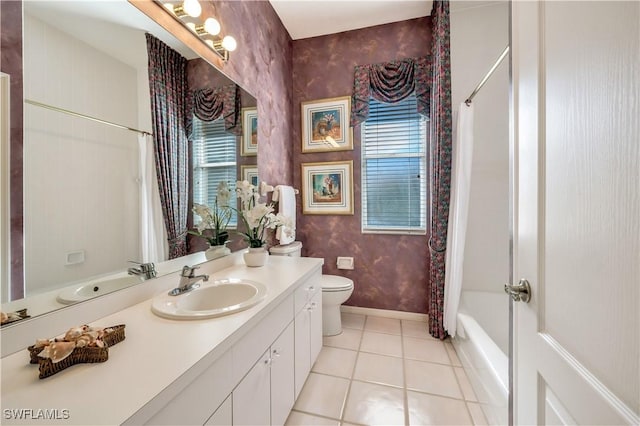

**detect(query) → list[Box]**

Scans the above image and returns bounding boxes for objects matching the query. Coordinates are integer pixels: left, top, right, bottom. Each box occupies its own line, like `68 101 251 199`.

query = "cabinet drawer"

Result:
294 272 321 314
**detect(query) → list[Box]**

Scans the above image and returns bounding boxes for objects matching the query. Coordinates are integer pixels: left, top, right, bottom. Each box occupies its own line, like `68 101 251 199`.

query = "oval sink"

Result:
151 278 267 320
57 275 144 304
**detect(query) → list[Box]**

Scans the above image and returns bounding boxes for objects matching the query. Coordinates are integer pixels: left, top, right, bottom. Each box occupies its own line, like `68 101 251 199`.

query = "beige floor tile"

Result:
405 359 463 399
323 328 363 351
364 316 401 335
455 367 478 402
343 381 405 426
407 391 473 425
403 336 451 364
293 373 350 419
312 347 358 379
445 342 463 366
286 410 340 425
466 402 489 426
401 319 435 339
353 352 404 388
360 331 403 357
341 312 365 330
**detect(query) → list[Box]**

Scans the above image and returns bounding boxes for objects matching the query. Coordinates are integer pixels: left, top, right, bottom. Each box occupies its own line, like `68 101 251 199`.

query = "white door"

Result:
511 1 639 424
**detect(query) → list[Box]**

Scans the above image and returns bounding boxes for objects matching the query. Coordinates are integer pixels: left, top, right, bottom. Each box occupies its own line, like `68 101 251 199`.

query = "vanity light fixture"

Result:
163 0 237 62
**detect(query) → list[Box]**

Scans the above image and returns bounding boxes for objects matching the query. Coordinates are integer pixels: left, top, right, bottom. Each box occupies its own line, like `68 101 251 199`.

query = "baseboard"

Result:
341 305 428 322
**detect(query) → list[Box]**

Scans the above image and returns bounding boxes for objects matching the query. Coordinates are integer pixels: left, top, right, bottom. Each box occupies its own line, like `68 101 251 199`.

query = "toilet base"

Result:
322 304 343 336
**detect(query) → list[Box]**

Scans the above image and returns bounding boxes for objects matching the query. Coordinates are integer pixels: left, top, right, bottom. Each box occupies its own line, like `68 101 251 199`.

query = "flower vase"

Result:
205 244 231 260
243 247 268 267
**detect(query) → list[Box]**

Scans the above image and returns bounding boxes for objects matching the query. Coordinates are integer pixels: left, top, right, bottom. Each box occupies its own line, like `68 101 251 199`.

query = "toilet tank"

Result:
269 241 302 257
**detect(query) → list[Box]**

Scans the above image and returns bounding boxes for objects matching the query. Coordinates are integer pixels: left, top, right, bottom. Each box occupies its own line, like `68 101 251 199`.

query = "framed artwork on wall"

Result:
301 161 354 215
301 96 353 153
241 107 258 156
241 165 259 187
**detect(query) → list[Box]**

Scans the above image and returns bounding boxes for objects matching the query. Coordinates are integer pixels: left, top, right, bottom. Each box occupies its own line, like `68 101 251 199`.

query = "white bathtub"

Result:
452 290 509 425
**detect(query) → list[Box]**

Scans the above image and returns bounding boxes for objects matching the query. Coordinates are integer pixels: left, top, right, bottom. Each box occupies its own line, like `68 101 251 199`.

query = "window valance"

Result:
186 83 241 138
350 56 431 127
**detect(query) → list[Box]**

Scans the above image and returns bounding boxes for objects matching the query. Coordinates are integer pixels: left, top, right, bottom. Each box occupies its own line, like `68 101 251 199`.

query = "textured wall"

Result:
292 17 432 313
1 0 24 299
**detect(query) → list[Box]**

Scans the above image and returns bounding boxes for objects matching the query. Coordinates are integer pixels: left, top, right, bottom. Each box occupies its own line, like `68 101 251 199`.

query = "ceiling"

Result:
269 0 433 40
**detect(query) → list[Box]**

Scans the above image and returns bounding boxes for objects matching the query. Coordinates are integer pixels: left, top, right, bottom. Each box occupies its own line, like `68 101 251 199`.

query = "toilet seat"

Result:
321 275 353 292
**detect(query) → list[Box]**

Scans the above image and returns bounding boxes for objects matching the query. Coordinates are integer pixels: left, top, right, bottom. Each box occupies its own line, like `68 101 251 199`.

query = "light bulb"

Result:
221 35 237 52
182 0 201 18
203 18 221 36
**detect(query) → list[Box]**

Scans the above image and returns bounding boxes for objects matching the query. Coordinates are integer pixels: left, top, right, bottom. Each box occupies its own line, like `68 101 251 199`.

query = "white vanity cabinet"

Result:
293 280 322 398
127 267 321 426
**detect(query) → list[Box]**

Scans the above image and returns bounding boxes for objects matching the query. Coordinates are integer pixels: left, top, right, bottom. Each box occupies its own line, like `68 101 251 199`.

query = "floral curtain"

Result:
428 0 453 339
350 56 431 126
146 33 189 259
185 83 241 138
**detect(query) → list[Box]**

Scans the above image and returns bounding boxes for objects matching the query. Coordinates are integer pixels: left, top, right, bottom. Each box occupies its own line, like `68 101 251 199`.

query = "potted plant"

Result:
189 181 232 260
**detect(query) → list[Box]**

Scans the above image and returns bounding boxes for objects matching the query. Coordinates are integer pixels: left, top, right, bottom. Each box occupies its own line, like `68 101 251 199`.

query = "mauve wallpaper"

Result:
292 17 432 313
1 0 25 298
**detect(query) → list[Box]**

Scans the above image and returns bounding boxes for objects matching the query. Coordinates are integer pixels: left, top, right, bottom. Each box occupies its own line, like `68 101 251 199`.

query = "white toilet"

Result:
269 241 354 336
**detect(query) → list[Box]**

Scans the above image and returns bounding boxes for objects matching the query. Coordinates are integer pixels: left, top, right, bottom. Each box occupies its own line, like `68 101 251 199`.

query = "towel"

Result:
273 185 296 244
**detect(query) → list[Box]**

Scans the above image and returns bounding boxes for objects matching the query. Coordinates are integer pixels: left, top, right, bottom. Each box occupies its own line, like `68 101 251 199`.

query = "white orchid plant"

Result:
189 181 232 247
235 180 294 248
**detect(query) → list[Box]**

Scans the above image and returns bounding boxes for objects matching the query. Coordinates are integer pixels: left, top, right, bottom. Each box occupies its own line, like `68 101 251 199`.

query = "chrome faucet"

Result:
169 265 209 296
127 261 157 280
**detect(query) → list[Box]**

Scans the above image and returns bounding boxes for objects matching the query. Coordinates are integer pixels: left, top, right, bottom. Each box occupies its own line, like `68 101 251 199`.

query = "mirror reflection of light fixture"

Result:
163 0 236 62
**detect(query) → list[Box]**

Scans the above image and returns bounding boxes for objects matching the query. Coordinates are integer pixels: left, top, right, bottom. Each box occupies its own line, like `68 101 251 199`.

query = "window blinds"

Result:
361 96 428 234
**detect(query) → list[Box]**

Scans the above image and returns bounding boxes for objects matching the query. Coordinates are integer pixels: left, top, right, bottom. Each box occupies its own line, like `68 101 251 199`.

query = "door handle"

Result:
504 279 531 303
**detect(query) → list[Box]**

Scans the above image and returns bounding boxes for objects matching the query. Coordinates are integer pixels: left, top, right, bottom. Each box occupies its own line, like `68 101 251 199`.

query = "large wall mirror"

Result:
1 0 257 323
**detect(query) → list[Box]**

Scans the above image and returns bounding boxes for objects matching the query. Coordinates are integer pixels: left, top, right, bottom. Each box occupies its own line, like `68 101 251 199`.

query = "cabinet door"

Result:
294 307 311 398
309 290 323 366
271 322 295 426
233 349 271 426
204 395 232 426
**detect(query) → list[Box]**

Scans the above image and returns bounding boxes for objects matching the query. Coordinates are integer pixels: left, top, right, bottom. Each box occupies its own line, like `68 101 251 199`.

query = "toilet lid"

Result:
322 275 353 292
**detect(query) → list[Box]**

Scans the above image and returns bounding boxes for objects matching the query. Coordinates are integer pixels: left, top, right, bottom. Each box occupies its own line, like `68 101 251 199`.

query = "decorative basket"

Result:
27 324 126 379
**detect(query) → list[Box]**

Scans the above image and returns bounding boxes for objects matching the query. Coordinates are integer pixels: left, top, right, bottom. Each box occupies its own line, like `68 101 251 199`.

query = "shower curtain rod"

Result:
25 99 153 136
464 45 510 106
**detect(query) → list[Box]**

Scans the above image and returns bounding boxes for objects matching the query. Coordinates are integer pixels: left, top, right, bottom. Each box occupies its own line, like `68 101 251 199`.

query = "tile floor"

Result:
286 313 488 426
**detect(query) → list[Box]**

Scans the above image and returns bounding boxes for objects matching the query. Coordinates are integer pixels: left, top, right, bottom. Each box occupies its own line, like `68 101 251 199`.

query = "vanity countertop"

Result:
0 256 323 425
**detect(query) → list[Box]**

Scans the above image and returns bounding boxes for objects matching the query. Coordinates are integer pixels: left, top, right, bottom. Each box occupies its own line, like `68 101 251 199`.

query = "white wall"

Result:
450 1 510 295
23 14 141 295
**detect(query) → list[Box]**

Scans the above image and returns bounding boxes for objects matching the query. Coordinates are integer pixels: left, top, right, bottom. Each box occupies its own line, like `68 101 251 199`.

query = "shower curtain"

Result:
138 133 167 263
443 103 475 337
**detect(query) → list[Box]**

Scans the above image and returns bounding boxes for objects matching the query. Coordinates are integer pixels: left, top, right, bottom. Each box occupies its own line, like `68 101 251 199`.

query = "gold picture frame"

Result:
301 161 354 215
301 96 353 153
241 107 258 156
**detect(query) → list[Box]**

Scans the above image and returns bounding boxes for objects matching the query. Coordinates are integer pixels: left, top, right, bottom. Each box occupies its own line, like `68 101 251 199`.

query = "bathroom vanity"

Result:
0 255 323 425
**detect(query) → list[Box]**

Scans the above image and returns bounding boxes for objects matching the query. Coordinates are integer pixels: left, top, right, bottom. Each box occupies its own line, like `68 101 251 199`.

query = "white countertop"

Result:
0 256 323 425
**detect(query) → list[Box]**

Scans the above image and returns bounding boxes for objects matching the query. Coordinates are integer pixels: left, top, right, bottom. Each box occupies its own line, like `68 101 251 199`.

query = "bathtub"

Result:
452 290 509 425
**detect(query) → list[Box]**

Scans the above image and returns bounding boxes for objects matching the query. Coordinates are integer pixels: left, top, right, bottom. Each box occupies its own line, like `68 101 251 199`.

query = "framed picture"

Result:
241 165 259 187
241 107 258 156
301 96 353 153
301 161 354 215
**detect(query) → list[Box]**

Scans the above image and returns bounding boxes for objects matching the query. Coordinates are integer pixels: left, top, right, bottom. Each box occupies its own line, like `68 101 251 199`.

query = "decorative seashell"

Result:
0 312 7 324
34 339 51 348
38 342 76 363
94 339 105 348
64 327 85 342
75 335 90 348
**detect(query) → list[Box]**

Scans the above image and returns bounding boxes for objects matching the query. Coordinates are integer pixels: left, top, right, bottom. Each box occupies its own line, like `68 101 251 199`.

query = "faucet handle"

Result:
181 265 199 277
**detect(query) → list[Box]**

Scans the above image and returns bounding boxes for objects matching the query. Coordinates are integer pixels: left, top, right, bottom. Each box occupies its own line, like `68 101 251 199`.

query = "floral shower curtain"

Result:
428 0 453 339
146 33 189 259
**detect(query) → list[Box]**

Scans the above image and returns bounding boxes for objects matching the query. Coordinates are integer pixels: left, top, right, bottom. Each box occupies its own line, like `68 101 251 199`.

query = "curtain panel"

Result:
428 1 454 339
145 33 190 259
350 56 431 127
185 84 242 138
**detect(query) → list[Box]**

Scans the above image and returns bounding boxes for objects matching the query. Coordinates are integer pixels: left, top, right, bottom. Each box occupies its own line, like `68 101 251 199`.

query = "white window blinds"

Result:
361 95 428 234
192 116 237 226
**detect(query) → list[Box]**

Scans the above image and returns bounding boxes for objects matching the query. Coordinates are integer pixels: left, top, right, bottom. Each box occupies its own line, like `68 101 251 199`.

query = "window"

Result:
192 116 237 226
361 95 428 234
